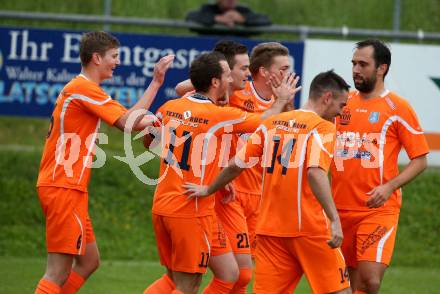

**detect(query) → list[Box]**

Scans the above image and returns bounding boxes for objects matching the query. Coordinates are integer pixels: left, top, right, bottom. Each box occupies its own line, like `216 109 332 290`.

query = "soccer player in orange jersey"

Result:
331 39 429 294
34 31 174 294
185 70 352 294
143 52 299 294
215 42 292 293
177 41 294 293
174 40 253 292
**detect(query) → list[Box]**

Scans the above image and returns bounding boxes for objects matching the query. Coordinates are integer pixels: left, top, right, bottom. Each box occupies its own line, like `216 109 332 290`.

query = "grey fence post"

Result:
103 0 112 31
393 0 401 42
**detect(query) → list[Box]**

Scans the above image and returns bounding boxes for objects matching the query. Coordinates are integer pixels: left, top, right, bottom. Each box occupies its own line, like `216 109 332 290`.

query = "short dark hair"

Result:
309 70 350 100
190 52 227 93
356 39 391 78
80 31 120 66
213 40 248 69
249 42 289 76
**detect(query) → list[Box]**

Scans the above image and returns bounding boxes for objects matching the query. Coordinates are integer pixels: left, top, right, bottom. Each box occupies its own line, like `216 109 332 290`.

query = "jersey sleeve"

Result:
396 101 429 159
218 106 262 134
306 121 336 172
78 85 127 126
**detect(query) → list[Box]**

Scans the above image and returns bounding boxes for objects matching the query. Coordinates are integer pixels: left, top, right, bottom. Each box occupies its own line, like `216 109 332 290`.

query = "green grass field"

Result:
2 256 440 294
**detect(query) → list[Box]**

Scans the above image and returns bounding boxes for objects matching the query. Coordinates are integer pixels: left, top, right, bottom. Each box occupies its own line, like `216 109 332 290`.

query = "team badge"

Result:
183 110 192 119
244 99 255 111
368 112 380 123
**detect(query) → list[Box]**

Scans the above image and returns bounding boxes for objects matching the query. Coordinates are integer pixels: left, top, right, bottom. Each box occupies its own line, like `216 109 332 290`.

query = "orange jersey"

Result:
229 81 274 194
239 110 336 237
152 94 261 218
37 75 127 192
331 90 429 212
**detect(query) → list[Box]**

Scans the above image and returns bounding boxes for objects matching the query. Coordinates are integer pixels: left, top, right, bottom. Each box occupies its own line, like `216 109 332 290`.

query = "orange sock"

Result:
202 277 235 294
231 268 252 294
144 274 175 293
60 271 85 294
35 279 61 294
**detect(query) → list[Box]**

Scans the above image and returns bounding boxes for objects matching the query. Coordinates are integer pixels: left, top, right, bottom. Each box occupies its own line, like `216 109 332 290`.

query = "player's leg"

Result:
148 215 213 294
36 253 74 293
35 187 87 293
296 236 350 294
231 253 253 294
172 271 203 294
203 215 238 294
356 261 387 294
253 235 301 294
61 242 99 294
338 209 363 291
144 214 176 293
62 214 99 293
215 193 253 293
241 193 261 256
354 211 399 294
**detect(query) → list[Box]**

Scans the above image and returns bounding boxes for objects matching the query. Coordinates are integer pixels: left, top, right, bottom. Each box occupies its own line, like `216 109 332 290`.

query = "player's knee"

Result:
44 268 70 286
88 256 100 273
227 265 240 282
360 276 381 292
235 268 252 288
212 263 239 282
76 254 100 276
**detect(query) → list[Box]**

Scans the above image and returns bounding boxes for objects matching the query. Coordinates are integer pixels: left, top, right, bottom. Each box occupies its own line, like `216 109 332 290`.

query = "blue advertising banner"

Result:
0 26 304 117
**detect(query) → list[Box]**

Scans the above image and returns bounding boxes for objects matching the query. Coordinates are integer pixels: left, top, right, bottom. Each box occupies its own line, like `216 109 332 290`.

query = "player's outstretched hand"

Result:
152 55 175 85
270 72 301 104
366 183 394 208
219 183 235 204
327 219 343 248
183 182 210 200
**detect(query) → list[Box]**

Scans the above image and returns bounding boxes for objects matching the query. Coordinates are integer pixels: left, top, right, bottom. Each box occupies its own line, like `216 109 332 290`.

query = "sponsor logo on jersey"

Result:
339 108 351 125
183 110 192 119
369 111 380 123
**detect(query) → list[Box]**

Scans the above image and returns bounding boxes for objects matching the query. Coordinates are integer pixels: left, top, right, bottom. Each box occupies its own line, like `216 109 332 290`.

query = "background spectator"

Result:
186 0 271 35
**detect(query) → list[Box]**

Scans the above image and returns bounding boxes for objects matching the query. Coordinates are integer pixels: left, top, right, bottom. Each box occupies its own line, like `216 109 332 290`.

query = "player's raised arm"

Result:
114 55 174 131
175 79 194 96
261 72 301 120
307 167 343 248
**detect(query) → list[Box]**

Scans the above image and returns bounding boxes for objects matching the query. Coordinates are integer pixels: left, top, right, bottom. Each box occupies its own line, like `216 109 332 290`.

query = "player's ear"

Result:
91 52 102 65
212 77 220 89
322 91 332 105
259 66 269 79
378 63 388 78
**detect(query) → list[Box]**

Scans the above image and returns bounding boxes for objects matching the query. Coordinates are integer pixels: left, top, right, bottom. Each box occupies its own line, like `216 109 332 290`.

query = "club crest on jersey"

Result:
368 112 380 123
183 110 192 120
244 99 255 111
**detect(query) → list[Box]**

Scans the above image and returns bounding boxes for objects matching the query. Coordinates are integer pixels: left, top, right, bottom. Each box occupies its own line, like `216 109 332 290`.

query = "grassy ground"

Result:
2 256 440 294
